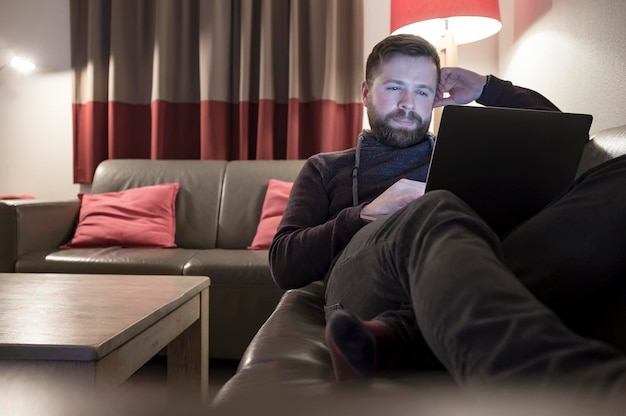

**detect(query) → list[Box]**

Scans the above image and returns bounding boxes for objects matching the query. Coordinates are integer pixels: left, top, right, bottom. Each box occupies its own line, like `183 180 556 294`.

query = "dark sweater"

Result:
269 76 559 290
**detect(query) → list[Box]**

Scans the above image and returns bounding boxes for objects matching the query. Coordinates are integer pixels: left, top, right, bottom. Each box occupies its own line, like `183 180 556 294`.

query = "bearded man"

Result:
267 34 626 393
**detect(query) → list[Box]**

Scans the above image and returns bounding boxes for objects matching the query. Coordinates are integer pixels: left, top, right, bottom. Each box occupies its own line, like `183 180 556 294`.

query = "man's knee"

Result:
389 189 496 245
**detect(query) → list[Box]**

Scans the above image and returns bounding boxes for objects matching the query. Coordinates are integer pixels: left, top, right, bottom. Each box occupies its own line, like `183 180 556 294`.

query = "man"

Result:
269 34 626 394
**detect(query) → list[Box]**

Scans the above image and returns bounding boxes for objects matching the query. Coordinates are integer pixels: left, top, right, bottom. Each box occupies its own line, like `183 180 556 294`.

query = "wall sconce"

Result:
390 0 502 132
0 56 36 74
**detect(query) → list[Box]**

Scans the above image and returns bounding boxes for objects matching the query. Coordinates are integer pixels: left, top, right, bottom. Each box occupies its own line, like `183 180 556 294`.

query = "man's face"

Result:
362 54 438 147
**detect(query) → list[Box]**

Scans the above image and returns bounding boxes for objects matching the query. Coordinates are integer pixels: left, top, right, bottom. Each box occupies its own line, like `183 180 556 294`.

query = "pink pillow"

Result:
62 183 179 248
248 179 293 250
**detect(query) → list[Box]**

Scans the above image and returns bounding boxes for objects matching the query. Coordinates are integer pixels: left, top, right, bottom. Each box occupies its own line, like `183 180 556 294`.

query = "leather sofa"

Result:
212 124 626 406
0 159 305 360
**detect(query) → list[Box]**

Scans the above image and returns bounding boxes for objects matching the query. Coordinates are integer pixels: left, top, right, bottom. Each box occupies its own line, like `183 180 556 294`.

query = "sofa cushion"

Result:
183 249 276 286
248 179 293 250
16 247 197 275
90 159 227 249
62 183 179 248
217 160 305 249
183 248 286 359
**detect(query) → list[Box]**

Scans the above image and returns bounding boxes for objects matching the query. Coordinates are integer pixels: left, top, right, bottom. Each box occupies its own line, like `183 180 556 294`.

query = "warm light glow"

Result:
390 0 502 45
10 56 36 73
392 16 502 45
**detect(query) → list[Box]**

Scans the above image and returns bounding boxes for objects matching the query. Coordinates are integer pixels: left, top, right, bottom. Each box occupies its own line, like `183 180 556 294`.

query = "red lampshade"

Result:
390 0 502 45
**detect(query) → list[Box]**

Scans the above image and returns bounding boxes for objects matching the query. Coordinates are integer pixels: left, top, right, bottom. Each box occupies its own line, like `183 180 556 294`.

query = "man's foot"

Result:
325 310 397 381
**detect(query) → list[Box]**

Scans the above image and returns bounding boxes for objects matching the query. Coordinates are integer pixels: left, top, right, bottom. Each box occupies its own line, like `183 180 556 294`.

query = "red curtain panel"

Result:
70 0 365 184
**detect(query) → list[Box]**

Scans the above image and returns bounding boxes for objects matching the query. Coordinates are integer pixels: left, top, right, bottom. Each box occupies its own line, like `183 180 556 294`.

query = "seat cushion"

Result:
16 247 197 275
183 249 276 287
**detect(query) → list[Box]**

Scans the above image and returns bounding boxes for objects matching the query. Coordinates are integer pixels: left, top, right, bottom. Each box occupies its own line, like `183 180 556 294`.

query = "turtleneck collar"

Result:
351 130 435 206
358 130 435 149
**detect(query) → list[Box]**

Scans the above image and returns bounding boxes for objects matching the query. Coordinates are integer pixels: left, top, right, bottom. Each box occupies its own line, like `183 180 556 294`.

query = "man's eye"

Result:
417 90 428 96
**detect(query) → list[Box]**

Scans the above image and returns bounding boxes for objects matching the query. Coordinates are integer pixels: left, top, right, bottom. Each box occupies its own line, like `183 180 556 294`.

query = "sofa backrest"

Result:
91 159 227 249
80 125 626 251
577 124 626 176
90 159 306 250
217 160 306 249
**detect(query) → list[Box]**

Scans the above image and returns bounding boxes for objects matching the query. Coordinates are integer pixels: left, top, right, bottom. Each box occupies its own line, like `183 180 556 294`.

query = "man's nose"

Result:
398 91 415 110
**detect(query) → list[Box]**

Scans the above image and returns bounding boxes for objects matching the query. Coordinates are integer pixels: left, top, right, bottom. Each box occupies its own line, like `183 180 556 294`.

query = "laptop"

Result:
424 105 593 237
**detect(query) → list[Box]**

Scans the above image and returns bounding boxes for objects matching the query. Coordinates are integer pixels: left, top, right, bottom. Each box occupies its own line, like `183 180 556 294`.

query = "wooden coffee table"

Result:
0 273 210 399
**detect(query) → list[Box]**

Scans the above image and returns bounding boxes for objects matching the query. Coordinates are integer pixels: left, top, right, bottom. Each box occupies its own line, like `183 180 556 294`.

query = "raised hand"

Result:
434 67 488 108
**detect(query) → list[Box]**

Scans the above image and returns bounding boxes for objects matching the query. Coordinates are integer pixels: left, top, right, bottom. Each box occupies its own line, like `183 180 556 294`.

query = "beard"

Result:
367 106 430 148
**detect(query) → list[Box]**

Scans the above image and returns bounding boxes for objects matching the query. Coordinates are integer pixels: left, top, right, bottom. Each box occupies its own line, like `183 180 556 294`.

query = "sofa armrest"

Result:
0 202 18 272
0 200 80 271
213 281 333 405
212 281 452 409
577 124 626 176
239 281 330 370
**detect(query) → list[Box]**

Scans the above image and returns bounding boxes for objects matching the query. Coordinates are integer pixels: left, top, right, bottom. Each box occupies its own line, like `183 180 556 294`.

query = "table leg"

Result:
167 287 209 400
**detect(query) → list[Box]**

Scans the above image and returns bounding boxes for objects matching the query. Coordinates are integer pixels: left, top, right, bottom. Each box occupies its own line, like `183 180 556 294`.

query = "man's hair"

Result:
365 34 441 85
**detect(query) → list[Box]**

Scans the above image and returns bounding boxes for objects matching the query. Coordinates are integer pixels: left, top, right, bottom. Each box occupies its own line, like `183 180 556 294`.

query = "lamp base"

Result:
432 32 458 135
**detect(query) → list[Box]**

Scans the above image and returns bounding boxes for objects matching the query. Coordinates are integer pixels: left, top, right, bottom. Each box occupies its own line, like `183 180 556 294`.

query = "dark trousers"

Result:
325 154 626 394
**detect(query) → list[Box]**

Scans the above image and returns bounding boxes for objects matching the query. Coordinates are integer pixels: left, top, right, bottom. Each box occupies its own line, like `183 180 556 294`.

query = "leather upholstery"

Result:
213 282 335 406
577 125 626 175
1 159 305 360
0 202 17 272
91 159 227 249
213 124 626 405
218 160 307 248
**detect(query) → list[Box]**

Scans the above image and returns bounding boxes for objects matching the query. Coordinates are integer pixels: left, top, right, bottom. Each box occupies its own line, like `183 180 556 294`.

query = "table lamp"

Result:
390 0 502 132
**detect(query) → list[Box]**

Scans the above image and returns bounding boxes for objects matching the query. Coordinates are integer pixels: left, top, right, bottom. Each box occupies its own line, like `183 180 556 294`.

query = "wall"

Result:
0 0 624 199
499 0 626 134
0 0 77 199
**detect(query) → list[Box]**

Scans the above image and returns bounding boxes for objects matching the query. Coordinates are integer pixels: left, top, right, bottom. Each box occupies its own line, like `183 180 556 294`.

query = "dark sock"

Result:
325 310 398 381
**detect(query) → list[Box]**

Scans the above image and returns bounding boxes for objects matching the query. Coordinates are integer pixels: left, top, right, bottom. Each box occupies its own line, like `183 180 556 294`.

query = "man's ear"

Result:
361 80 370 107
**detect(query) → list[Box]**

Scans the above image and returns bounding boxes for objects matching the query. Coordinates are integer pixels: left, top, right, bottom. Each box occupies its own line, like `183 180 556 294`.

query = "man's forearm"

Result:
477 75 560 111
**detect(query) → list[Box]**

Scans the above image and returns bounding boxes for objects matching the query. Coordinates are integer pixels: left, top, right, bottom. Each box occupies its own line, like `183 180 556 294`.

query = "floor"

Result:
125 356 240 404
2 357 240 414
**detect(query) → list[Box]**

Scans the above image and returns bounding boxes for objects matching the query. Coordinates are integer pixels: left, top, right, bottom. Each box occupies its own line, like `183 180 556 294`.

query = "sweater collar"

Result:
358 130 435 149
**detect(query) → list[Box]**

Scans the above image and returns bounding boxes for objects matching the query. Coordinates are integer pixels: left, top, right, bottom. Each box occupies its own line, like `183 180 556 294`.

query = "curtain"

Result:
70 0 364 184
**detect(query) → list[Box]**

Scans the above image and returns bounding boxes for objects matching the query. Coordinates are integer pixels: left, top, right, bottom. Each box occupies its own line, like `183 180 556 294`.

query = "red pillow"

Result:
248 179 293 250
61 183 179 248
